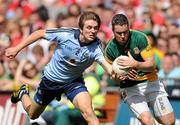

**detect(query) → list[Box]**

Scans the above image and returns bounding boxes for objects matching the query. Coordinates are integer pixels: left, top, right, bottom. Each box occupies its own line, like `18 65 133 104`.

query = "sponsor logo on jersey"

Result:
69 59 76 64
133 47 140 54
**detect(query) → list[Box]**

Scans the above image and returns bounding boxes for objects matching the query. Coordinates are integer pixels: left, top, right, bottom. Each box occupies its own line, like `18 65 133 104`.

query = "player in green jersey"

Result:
105 14 175 125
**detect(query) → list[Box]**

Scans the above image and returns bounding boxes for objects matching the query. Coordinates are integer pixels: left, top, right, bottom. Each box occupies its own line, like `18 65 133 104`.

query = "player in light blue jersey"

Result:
5 11 112 125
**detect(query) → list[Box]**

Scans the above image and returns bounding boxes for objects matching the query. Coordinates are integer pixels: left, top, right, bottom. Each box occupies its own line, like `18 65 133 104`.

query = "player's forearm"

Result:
16 30 45 51
134 60 156 72
101 58 112 75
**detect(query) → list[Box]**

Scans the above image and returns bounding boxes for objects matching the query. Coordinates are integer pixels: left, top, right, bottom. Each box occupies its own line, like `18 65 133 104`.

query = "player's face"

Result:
113 24 129 45
80 20 99 43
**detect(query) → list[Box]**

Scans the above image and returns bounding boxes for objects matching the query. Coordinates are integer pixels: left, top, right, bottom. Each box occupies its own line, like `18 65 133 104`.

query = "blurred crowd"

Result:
0 0 180 124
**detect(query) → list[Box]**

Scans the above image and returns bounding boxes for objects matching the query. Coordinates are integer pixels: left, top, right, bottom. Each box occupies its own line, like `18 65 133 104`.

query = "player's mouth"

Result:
89 35 95 39
118 39 127 45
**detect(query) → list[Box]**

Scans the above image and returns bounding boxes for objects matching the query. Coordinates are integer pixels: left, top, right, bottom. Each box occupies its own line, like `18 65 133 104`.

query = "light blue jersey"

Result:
43 28 104 83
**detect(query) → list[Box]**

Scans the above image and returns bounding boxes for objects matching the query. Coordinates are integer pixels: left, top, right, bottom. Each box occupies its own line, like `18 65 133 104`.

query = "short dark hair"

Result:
78 11 101 30
112 14 129 30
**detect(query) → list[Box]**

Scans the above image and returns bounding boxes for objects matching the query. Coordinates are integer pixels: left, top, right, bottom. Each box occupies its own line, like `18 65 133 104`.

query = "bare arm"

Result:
129 50 156 72
100 58 112 76
5 30 46 59
133 57 156 72
116 51 156 72
101 58 131 83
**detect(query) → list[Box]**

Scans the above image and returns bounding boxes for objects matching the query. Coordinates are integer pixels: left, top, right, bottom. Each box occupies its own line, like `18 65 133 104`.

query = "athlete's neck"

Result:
79 33 93 46
79 33 89 43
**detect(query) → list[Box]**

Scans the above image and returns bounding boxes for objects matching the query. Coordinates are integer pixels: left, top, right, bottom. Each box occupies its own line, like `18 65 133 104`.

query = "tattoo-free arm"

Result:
100 58 112 76
133 56 156 72
17 30 45 51
5 30 45 59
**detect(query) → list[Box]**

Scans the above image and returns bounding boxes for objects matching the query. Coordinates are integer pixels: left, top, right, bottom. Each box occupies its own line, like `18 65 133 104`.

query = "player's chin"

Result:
117 39 126 45
88 37 95 41
119 41 126 45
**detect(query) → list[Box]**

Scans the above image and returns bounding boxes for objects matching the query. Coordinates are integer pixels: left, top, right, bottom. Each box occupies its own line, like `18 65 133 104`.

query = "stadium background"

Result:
0 0 179 125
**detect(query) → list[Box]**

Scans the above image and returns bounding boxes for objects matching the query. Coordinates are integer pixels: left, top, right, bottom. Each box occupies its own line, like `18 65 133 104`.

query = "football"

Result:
112 55 129 75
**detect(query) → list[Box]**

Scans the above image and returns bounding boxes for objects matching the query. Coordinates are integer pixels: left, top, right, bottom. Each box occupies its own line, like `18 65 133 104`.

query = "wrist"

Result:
134 60 139 68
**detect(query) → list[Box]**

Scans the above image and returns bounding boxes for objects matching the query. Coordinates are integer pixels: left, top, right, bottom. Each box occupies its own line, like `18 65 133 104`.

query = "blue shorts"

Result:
34 76 88 105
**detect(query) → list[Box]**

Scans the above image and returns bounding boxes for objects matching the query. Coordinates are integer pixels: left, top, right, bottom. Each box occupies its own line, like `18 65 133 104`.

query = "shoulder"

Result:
130 30 147 36
94 38 104 52
95 37 102 45
130 30 149 45
106 38 116 48
130 30 148 40
104 38 117 60
46 27 79 34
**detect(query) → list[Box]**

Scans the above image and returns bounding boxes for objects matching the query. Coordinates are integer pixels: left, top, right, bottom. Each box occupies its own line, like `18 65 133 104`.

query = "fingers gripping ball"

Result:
112 56 129 75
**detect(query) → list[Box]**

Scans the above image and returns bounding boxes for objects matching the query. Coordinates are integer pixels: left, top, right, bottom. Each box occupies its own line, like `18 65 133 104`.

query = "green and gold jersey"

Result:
105 30 157 88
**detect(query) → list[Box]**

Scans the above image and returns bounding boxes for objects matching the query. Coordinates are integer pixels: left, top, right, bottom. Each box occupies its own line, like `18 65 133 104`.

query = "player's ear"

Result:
79 27 83 33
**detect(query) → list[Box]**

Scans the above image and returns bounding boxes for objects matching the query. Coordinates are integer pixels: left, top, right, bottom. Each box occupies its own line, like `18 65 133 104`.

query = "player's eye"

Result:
94 26 99 31
117 30 129 36
87 26 92 29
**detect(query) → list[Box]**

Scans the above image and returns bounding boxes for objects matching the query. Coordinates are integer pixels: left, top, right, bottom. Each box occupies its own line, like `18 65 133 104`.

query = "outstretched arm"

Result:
5 30 45 59
101 58 112 76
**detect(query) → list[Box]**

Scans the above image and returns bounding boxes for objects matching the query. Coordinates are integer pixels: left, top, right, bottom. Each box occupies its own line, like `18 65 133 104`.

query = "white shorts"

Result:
120 80 173 118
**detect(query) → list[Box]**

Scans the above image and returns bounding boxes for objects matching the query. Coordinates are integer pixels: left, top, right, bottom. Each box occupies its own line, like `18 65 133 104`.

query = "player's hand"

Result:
111 71 127 81
110 70 116 79
117 74 127 81
5 47 19 59
126 69 138 80
116 51 138 68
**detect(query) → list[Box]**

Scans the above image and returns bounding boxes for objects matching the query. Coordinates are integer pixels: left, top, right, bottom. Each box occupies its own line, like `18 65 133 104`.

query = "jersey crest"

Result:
133 47 140 54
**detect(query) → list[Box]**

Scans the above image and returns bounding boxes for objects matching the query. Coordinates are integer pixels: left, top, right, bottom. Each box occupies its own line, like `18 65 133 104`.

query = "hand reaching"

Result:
111 69 137 82
116 51 138 68
126 69 138 80
111 70 127 82
5 47 19 59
